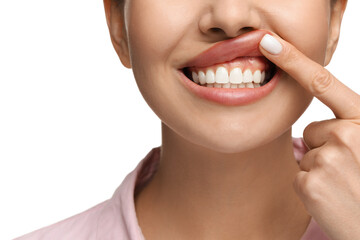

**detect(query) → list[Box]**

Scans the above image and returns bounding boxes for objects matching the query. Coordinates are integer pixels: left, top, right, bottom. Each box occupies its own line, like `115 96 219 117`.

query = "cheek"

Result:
270 0 330 64
125 0 197 118
126 0 193 68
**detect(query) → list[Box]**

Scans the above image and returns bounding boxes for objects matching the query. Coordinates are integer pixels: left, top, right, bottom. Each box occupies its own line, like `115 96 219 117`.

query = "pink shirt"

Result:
14 137 330 240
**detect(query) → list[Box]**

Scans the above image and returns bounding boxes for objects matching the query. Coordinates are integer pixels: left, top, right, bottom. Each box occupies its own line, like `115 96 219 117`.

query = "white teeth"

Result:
246 82 254 88
215 67 229 83
253 70 261 84
192 71 199 84
229 68 243 84
243 69 253 83
191 68 269 87
206 69 215 84
261 71 265 83
198 71 206 85
223 82 231 88
204 82 263 88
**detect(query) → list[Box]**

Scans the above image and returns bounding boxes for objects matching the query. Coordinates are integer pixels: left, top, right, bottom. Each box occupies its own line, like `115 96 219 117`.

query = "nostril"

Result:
242 27 254 31
209 27 224 34
208 27 256 39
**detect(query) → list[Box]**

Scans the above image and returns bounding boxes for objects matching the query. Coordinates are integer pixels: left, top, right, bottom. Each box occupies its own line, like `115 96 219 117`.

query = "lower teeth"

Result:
199 82 262 88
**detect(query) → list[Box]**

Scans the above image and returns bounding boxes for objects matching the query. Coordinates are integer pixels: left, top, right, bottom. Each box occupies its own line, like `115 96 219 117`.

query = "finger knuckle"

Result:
301 174 322 202
310 69 334 95
303 121 319 138
313 148 335 168
330 123 354 146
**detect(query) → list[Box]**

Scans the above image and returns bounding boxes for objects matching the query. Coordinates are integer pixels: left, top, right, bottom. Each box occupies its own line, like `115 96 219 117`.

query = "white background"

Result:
0 1 359 239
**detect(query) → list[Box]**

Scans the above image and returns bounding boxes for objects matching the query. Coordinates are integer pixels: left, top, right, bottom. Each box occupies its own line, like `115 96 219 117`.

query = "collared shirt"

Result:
14 137 330 240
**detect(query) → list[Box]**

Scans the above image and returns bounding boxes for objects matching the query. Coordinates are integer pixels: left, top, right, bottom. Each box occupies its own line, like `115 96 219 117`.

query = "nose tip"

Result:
199 1 260 38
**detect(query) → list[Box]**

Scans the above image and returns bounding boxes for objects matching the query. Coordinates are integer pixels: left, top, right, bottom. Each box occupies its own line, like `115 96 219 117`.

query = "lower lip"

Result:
177 68 281 106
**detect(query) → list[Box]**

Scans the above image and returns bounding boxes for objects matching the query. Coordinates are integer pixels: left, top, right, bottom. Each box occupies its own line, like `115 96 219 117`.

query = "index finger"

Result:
259 32 360 120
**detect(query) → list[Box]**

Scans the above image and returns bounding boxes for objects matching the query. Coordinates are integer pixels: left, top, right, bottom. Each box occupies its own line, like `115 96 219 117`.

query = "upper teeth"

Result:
192 67 265 85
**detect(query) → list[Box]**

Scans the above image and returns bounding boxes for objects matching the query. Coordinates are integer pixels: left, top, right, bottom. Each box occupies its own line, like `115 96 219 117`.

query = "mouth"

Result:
181 56 277 88
177 29 281 106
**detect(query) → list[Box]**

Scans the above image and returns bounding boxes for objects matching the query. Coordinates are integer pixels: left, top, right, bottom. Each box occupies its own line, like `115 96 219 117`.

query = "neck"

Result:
135 122 311 239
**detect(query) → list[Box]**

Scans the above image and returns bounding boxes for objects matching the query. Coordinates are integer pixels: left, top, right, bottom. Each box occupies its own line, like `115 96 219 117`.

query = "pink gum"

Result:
188 56 270 74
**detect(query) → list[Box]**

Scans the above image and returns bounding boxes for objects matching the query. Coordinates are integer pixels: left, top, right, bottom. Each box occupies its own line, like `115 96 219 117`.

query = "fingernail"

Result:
260 34 283 55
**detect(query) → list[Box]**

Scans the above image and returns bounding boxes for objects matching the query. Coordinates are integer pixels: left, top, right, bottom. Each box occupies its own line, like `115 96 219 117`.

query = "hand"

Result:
259 32 360 240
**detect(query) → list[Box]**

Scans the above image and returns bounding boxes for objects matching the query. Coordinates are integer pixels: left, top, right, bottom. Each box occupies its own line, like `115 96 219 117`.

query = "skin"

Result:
259 28 360 240
103 0 354 239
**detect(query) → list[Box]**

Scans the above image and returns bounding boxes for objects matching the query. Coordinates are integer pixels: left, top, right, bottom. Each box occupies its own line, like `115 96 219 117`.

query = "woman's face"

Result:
113 0 337 153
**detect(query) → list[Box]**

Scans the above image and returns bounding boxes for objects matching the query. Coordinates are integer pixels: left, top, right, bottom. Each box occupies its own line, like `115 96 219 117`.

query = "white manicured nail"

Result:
260 34 283 55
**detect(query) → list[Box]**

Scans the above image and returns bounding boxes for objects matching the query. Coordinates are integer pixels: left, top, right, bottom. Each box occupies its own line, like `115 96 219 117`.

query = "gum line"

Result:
188 56 270 74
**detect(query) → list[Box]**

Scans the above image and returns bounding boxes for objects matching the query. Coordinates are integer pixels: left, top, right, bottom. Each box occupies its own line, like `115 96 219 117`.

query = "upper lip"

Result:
181 29 272 69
